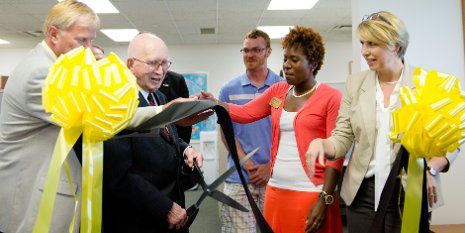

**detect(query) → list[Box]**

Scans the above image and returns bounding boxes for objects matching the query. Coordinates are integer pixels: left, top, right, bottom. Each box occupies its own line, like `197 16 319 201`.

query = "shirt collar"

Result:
140 89 150 101
40 40 58 60
240 68 274 87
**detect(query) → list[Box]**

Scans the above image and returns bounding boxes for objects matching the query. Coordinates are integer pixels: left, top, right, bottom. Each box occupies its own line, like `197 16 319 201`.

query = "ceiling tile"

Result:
0 0 351 48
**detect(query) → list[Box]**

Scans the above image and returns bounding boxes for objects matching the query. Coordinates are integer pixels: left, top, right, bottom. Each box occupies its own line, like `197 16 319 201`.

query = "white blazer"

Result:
329 64 415 206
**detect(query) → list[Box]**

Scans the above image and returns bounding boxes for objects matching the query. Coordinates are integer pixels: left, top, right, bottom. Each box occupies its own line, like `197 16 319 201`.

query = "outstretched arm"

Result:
199 91 229 110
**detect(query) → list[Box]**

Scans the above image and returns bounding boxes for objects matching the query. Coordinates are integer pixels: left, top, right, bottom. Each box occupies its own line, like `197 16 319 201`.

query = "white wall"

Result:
0 40 352 194
0 41 352 97
2 0 464 224
353 0 465 225
0 48 31 76
353 0 465 79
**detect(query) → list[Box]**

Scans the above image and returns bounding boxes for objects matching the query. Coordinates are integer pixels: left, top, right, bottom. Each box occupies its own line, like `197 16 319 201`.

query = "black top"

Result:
159 70 193 143
102 91 196 233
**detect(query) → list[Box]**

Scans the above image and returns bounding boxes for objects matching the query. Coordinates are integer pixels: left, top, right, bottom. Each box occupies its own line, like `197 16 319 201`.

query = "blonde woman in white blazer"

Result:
306 11 412 233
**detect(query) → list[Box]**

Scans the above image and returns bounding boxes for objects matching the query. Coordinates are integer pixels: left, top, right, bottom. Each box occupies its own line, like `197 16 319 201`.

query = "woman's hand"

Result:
305 198 327 233
305 138 327 177
198 91 217 103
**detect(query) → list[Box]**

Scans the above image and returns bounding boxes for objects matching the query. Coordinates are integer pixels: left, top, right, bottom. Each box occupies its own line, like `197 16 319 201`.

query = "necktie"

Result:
147 92 156 106
162 126 173 144
147 92 172 143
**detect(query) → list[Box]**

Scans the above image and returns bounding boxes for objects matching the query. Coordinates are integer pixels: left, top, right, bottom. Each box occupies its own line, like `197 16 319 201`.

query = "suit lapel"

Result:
138 90 174 143
358 67 415 162
359 71 377 158
154 91 178 145
392 64 416 156
138 92 149 107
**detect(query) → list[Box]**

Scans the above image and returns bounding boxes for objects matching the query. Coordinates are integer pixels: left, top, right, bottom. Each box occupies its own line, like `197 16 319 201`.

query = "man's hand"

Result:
242 160 256 181
184 146 204 169
166 202 188 230
247 163 270 186
426 171 438 208
176 109 214 127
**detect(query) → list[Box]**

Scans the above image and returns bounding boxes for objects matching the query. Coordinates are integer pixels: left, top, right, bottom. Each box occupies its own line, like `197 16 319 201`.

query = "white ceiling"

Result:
0 0 352 48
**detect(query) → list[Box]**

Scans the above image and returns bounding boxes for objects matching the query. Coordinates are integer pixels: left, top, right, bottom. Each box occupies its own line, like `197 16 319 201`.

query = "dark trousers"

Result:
347 176 404 233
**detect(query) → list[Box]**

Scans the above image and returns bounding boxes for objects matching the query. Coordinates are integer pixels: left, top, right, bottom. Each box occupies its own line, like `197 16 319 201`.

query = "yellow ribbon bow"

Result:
390 67 464 233
34 47 139 233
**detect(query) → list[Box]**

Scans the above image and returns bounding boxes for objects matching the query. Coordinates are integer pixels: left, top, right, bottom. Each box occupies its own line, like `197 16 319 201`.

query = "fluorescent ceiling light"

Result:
267 0 318 10
100 29 139 42
258 26 293 39
0 39 10 45
57 0 119 14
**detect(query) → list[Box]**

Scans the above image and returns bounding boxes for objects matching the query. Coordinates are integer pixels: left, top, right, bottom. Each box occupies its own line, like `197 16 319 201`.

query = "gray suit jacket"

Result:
0 42 161 233
329 64 415 206
0 42 82 233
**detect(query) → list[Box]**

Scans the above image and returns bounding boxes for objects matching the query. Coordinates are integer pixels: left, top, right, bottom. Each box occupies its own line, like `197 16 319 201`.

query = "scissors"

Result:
182 147 260 230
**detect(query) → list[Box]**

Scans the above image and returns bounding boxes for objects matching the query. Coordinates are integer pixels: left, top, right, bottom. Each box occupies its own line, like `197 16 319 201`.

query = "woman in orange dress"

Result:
201 26 344 233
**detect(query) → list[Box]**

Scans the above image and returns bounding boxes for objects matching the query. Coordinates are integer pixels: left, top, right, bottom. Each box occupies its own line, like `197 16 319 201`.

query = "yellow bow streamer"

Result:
390 67 465 233
33 47 139 233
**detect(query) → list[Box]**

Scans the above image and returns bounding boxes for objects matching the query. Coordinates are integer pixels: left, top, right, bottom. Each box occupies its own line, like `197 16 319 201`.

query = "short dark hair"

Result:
281 26 325 76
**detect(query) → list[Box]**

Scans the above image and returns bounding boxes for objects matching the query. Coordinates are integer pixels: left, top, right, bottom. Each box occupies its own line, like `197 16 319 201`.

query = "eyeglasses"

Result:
132 57 172 70
362 13 392 26
240 47 266 55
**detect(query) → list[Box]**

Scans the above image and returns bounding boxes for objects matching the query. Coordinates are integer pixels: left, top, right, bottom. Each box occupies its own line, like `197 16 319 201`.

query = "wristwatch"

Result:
427 166 438 176
319 191 334 205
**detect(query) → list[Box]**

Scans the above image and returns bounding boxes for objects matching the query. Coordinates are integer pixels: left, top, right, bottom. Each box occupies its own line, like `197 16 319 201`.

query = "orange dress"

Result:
229 82 344 232
263 185 343 233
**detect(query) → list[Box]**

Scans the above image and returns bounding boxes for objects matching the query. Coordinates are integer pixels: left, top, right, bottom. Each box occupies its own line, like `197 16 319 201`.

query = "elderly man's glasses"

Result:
132 57 172 70
240 47 266 55
362 13 392 26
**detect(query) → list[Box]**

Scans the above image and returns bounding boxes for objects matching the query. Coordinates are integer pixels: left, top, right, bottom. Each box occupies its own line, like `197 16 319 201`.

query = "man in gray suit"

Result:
0 1 206 232
0 1 99 232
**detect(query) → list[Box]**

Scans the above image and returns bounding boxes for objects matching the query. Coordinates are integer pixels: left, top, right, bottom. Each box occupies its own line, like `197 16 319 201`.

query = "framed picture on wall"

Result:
183 72 217 140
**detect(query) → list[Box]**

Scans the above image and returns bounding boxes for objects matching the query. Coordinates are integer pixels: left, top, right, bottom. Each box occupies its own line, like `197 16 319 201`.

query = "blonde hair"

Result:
357 11 409 58
43 0 100 35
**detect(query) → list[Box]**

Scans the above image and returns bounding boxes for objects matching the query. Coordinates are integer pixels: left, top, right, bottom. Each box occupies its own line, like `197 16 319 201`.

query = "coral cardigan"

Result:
228 82 344 185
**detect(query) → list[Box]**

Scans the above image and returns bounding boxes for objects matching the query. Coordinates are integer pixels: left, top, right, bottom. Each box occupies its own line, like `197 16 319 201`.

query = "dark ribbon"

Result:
214 105 273 233
369 146 429 233
120 101 273 232
181 147 259 230
182 160 249 231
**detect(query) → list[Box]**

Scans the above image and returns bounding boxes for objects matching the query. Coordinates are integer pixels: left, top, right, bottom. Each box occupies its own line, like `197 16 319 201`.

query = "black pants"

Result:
347 176 404 233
